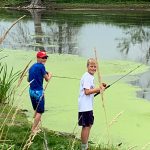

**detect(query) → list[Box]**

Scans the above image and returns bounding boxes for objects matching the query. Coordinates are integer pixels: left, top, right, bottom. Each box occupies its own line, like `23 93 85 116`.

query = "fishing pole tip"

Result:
117 142 122 147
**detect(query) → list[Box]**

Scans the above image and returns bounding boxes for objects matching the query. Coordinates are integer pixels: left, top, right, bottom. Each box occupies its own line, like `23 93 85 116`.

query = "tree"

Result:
25 0 45 9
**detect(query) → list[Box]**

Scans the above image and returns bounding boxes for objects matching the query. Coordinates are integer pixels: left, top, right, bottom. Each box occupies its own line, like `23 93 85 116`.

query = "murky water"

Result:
0 9 150 100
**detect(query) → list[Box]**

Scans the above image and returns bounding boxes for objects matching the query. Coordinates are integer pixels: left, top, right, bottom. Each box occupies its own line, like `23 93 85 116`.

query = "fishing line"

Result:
94 63 143 97
53 75 80 80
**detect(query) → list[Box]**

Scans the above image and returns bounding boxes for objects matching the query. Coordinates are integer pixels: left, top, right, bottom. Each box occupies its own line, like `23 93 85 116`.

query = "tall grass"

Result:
0 62 20 104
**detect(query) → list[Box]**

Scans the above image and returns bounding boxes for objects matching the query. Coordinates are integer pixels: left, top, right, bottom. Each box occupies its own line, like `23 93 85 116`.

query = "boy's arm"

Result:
44 72 52 82
84 87 100 95
84 83 106 95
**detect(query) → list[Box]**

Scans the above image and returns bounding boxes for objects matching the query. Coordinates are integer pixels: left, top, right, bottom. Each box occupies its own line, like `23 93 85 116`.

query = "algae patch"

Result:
1 49 150 149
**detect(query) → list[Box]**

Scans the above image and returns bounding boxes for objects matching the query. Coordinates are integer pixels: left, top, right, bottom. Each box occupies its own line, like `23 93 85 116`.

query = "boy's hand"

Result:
99 83 107 92
45 72 52 81
48 72 52 80
102 83 107 88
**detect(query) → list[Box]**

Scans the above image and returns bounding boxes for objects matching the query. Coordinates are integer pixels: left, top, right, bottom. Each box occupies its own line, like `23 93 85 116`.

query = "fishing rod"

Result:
53 75 80 80
94 63 143 97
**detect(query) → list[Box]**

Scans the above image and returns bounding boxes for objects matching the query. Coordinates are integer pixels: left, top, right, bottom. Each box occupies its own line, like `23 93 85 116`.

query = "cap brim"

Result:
41 55 48 59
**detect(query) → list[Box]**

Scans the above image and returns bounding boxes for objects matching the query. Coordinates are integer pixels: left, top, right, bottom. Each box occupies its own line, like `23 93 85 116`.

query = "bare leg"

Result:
81 126 91 150
31 112 42 133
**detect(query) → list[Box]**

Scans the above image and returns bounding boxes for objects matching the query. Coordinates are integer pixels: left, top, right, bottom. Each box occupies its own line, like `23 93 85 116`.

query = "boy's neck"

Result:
88 72 94 76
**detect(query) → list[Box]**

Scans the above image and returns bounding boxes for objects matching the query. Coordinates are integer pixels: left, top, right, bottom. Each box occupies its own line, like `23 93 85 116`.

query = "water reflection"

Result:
0 9 79 54
29 9 79 53
29 9 44 51
0 9 150 59
117 26 150 64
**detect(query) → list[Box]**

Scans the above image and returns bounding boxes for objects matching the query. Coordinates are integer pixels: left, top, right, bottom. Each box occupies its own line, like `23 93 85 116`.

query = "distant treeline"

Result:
2 0 150 4
57 0 150 2
0 0 149 7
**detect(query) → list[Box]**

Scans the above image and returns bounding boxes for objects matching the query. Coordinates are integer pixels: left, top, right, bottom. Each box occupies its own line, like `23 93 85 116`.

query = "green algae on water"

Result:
1 49 150 150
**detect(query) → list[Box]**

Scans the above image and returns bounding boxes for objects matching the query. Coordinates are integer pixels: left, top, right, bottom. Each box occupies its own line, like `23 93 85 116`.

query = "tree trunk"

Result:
31 0 42 6
25 0 45 9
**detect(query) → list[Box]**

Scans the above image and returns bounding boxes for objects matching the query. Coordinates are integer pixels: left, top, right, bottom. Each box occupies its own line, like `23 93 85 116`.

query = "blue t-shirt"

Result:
28 63 47 90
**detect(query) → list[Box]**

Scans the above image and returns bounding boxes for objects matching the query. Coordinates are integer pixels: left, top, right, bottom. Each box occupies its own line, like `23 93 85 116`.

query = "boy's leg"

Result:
78 111 94 150
32 93 44 132
81 126 91 150
31 112 42 133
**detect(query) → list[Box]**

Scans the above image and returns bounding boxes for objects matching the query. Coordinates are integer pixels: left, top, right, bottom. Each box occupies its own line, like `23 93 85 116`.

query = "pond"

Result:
0 9 150 61
1 8 150 149
1 9 150 100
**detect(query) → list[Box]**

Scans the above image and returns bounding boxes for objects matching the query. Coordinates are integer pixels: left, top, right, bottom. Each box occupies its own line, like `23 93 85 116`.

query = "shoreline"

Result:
52 3 150 11
0 3 150 12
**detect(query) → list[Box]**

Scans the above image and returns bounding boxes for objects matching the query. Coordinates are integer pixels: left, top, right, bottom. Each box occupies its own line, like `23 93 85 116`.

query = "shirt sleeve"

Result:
41 65 47 77
83 75 92 90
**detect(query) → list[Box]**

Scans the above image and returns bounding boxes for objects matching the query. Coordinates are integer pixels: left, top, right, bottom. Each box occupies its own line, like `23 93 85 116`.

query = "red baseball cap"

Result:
36 51 48 58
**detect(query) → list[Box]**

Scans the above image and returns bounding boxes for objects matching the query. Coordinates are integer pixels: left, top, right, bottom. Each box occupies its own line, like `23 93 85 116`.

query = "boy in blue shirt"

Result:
28 51 52 133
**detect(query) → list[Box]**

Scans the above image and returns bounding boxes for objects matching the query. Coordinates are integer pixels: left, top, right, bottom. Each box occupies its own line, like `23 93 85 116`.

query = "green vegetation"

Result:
0 0 150 7
57 0 150 3
0 51 20 104
0 0 27 7
0 63 20 104
0 105 118 150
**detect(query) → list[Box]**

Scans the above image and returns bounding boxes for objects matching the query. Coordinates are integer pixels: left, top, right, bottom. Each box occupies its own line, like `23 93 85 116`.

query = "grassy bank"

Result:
0 104 117 150
0 104 79 150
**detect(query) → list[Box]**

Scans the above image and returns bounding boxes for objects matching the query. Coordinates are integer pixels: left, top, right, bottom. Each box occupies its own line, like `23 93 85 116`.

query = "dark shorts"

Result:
29 89 45 113
78 111 94 127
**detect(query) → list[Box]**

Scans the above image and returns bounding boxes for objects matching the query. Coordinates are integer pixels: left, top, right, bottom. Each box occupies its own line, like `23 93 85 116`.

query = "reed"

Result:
0 15 26 44
22 132 38 150
94 48 110 144
0 63 20 104
17 59 33 88
127 145 138 150
141 142 150 150
0 60 33 147
69 115 83 149
0 80 34 146
70 130 79 150
0 65 21 139
0 59 33 125
109 111 124 127
94 111 124 149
